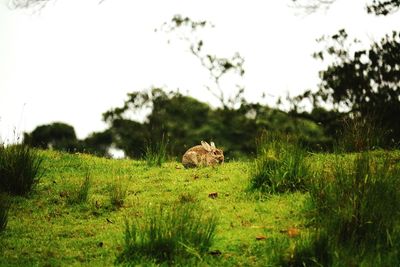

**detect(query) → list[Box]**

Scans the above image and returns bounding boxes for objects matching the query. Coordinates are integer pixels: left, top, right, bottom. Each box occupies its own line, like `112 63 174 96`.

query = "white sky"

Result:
0 0 399 142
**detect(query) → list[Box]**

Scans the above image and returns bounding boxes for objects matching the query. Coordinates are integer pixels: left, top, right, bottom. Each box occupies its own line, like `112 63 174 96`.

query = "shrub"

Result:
67 172 91 205
117 203 217 265
0 144 44 196
0 194 10 233
250 132 309 193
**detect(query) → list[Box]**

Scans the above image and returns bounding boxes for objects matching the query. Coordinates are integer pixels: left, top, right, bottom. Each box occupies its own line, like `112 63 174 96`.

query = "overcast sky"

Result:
1 0 399 142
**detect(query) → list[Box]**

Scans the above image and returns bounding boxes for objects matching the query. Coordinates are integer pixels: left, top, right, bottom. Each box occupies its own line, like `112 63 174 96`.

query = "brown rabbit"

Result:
182 141 224 168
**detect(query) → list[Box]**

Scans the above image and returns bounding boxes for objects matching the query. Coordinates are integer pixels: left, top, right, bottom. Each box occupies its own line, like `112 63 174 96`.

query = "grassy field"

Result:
0 149 399 266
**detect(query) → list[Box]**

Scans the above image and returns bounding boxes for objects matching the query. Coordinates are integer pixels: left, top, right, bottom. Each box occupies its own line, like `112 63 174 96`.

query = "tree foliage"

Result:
24 122 113 156
298 29 400 147
23 122 78 151
103 88 328 159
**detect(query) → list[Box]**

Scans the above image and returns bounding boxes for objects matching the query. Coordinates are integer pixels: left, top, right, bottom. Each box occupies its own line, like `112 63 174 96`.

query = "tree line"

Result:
23 89 329 159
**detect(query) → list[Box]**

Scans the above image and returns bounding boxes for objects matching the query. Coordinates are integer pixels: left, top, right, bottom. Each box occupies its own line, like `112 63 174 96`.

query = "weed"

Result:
117 203 217 265
0 194 10 233
0 144 44 196
67 172 91 205
144 135 168 167
250 132 309 193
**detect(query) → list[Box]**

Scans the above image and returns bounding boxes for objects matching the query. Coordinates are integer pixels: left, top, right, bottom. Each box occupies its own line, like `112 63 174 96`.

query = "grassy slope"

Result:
0 150 341 266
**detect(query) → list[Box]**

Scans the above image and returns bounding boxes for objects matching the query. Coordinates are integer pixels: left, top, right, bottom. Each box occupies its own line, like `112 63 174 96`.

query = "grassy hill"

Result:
1 149 400 266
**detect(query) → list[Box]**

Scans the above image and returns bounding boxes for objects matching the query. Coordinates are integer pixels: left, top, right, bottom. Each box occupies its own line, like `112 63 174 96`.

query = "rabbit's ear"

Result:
201 141 212 152
210 142 216 149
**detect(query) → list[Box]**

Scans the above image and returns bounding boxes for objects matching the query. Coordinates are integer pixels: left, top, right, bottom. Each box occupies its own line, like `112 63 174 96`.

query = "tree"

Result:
24 122 114 155
81 130 113 157
299 29 400 147
103 88 214 158
23 122 78 151
160 15 246 109
104 87 328 158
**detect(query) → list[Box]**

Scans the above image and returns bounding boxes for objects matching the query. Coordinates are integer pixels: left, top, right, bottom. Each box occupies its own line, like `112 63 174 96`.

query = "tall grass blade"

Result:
0 144 44 196
118 203 217 265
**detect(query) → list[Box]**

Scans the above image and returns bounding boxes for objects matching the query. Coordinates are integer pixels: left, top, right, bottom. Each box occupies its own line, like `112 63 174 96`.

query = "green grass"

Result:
144 136 168 167
250 132 310 193
0 149 399 266
66 171 91 205
302 151 400 266
0 150 311 266
109 180 127 210
0 193 9 233
117 203 217 265
0 144 44 196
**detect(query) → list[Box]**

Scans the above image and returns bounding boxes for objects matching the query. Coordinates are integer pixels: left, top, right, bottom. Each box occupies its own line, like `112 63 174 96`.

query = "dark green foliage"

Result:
144 135 168 167
24 123 113 157
67 172 91 205
23 122 78 151
81 130 113 157
103 88 327 159
117 204 217 265
0 144 43 196
250 132 309 193
104 88 213 158
303 29 400 149
0 194 10 233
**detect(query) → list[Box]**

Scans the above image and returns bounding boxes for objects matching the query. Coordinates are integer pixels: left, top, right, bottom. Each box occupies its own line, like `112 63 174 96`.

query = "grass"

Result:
66 171 91 205
250 132 310 193
300 151 400 266
0 144 44 196
0 150 310 266
0 193 9 233
0 148 399 266
109 180 127 209
117 203 218 265
144 135 168 167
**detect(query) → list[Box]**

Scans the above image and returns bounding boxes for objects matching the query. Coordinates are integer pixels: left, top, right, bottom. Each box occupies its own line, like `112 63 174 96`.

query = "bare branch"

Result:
290 0 336 15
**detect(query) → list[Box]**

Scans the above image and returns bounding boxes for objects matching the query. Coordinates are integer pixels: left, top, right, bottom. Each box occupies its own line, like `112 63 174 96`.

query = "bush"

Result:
306 152 400 264
0 144 44 196
117 203 217 265
144 136 168 167
0 194 10 233
250 132 309 193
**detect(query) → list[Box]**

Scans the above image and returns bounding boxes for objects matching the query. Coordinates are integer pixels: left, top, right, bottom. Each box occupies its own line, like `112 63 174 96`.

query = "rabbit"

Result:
182 141 224 168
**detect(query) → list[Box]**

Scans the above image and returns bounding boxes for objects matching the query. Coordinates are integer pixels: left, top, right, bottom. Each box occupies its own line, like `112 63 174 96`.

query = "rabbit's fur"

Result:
182 141 224 168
